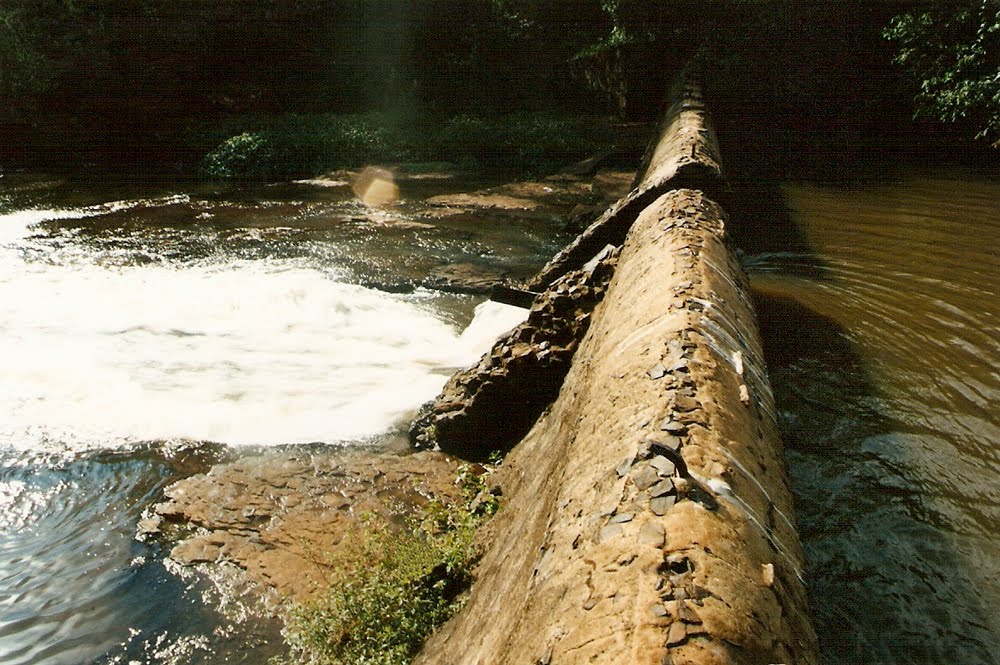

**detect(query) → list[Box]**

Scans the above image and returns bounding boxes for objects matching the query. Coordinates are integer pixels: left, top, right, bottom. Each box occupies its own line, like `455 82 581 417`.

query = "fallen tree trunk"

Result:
525 64 723 292
415 189 818 665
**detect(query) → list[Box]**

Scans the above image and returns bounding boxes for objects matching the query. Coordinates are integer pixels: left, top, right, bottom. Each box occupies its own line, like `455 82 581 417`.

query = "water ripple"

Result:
753 176 1000 664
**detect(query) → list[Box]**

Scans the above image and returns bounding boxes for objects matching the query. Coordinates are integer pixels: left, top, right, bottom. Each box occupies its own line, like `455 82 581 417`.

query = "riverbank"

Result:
0 110 649 181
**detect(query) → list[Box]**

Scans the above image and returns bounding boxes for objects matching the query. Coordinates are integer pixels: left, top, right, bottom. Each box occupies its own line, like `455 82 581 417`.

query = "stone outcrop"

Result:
409 245 618 460
142 449 463 603
416 189 817 665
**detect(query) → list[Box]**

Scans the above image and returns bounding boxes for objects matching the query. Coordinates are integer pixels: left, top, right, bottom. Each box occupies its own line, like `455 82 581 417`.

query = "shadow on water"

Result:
735 184 998 663
756 292 1000 663
722 179 830 281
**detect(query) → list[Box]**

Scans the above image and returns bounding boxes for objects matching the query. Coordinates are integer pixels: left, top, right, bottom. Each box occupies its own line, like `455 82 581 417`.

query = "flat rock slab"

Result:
143 448 463 604
424 263 510 294
425 174 629 213
427 192 543 210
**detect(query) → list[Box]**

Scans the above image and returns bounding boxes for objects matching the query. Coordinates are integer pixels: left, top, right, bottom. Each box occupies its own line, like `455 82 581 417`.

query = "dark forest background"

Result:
1 1 996 176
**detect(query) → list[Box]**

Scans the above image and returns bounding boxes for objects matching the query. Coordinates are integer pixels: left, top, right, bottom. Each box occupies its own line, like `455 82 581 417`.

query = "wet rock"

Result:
409 246 619 461
171 539 221 564
427 192 542 210
423 263 509 295
563 203 606 235
136 516 162 537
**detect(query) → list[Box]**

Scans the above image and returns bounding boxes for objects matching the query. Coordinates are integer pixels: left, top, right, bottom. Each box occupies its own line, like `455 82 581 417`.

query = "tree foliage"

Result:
886 1 1000 142
0 6 44 97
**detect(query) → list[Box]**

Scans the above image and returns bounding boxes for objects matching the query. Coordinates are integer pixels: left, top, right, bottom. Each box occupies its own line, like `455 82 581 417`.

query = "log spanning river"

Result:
0 168 997 664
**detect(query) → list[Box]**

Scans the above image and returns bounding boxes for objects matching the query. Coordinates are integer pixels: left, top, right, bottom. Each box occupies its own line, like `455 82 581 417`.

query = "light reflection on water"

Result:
748 176 1000 664
0 446 285 665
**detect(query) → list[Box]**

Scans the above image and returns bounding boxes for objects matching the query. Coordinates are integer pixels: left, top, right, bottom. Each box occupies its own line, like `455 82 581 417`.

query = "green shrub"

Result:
199 113 419 180
278 464 499 665
200 111 618 181
200 131 277 180
436 113 608 172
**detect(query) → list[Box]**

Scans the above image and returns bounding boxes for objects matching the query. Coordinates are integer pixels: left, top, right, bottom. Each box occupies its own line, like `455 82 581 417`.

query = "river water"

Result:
0 172 558 664
746 174 1000 664
1 168 997 664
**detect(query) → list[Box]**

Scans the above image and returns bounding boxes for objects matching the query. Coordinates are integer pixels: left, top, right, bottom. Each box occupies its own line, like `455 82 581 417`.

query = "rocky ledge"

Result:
409 244 619 460
141 447 464 604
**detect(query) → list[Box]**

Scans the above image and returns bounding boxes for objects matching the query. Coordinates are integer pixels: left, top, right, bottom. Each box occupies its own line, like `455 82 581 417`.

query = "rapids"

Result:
0 173 551 664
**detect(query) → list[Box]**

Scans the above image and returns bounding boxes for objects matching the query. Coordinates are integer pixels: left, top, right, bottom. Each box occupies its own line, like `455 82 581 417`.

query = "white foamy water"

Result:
0 207 526 449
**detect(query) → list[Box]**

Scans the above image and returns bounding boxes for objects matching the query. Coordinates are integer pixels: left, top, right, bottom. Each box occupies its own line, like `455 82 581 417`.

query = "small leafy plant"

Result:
278 464 499 665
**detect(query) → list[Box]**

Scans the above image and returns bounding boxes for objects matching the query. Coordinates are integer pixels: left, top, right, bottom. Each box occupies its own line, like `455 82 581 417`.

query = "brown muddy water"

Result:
745 175 1000 664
